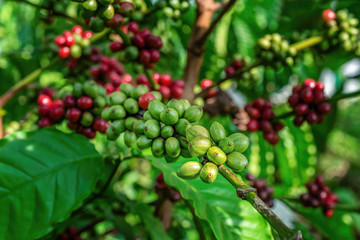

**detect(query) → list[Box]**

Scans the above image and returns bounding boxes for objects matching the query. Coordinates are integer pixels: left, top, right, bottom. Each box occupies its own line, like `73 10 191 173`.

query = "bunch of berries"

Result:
246 173 274 207
256 33 297 68
177 122 250 184
152 73 185 99
245 98 284 145
225 60 244 76
160 0 190 21
300 176 338 218
109 21 138 53
89 48 126 94
57 226 81 240
322 9 360 55
155 173 182 202
64 81 109 139
55 26 92 59
37 90 65 128
288 79 331 127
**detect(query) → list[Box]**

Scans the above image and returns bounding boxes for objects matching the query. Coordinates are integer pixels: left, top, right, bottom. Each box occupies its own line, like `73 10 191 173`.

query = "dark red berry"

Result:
225 66 235 76
172 80 185 88
138 93 155 109
159 85 171 99
233 60 243 69
83 127 96 139
39 118 52 128
66 108 82 122
317 102 331 114
247 119 259 132
160 74 172 86
139 49 151 64
259 120 273 133
253 98 265 110
77 96 93 110
293 115 304 127
306 110 319 124
110 42 124 52
300 87 313 103
49 107 64 120
288 94 299 107
247 107 261 119
274 122 284 132
83 31 93 39
171 86 183 99
52 99 64 108
150 49 160 62
128 22 139 33
55 36 66 46
294 104 309 115
132 34 145 48
303 78 316 89
261 108 274 120
38 105 50 117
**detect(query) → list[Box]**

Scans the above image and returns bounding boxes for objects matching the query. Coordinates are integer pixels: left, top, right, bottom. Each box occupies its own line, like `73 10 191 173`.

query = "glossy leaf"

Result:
0 128 103 240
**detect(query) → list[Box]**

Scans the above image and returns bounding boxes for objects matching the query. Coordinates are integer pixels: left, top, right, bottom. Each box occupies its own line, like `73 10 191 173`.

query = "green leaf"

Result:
0 128 103 240
148 154 274 240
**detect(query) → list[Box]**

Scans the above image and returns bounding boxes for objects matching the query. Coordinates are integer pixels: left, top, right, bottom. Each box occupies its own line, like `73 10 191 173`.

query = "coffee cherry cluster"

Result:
322 9 360 55
225 60 244 76
159 0 190 21
246 173 274 207
55 26 92 59
245 98 284 145
64 81 109 139
115 26 163 69
37 92 65 128
152 73 184 99
102 83 204 162
288 79 331 127
89 48 126 94
256 33 297 68
300 176 338 218
155 173 182 202
57 226 81 240
177 121 250 184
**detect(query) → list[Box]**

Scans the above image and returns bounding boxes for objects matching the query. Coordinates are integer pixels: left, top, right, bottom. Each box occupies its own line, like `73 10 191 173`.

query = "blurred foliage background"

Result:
1 0 360 239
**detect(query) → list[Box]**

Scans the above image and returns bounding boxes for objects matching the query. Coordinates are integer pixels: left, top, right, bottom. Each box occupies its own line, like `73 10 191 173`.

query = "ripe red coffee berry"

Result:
317 102 331 114
322 9 337 22
52 99 64 108
247 119 259 132
300 87 313 103
233 60 243 69
132 34 145 48
294 104 309 115
38 106 50 117
83 31 93 39
66 108 82 122
72 25 83 35
152 73 160 83
260 120 273 133
55 36 66 46
110 42 124 52
261 108 274 120
77 96 93 110
159 85 171 99
306 110 319 124
136 74 148 85
38 94 52 107
83 127 96 139
247 107 261 119
304 78 316 89
171 86 183 99
225 66 235 76
139 93 155 109
39 118 52 128
172 80 185 88
253 98 266 110
128 22 139 33
139 49 151 64
150 49 160 62
122 73 133 84
200 79 213 89
59 47 70 58
160 74 172 86
293 115 304 127
50 107 64 120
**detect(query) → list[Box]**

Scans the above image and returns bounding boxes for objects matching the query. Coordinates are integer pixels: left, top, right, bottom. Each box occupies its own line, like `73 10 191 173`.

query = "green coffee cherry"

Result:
106 125 118 140
143 110 153 120
89 17 105 33
165 154 180 163
111 119 126 135
206 146 227 165
73 83 83 97
152 138 165 157
184 106 203 123
151 91 162 101
148 100 166 120
188 136 212 157
161 125 174 138
180 99 191 110
167 99 184 117
101 107 112 121
218 137 234 154
131 85 149 99
83 0 98 11
125 117 137 130
94 96 106 108
226 152 248 172
178 136 189 149
99 4 115 20
124 98 139 114
200 162 218 184
70 44 82 59
177 161 202 180
120 83 133 96
144 119 161 138
160 108 179 125
80 112 93 127
165 137 181 158
137 135 153 149
180 148 192 158
109 91 127 105
124 131 137 147
210 121 226 143
186 125 210 142
175 118 192 136
229 133 249 153
109 105 126 119
134 120 145 135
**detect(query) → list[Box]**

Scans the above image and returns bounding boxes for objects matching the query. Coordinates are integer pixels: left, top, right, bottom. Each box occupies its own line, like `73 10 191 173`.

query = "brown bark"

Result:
182 0 237 102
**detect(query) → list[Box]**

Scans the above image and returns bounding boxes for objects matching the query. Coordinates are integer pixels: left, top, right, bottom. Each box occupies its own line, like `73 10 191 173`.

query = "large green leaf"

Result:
0 128 103 240
148 154 274 240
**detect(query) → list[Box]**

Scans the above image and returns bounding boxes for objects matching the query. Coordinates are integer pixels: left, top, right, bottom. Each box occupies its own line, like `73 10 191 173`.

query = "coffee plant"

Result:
1 0 360 239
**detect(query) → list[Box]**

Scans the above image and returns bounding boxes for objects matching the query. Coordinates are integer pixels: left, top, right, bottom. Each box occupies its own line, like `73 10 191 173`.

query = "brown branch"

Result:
182 0 237 102
0 117 3 139
218 165 302 240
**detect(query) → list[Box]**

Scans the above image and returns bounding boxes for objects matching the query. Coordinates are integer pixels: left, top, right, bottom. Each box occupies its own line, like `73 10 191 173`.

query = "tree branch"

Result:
7 0 85 25
218 165 302 240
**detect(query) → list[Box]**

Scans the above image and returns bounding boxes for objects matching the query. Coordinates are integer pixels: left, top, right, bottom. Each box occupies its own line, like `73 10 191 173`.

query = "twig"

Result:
90 28 112 43
290 36 323 52
218 165 302 240
197 0 237 45
185 200 207 240
0 117 3 139
7 0 84 25
145 70 160 90
0 58 60 109
329 90 360 102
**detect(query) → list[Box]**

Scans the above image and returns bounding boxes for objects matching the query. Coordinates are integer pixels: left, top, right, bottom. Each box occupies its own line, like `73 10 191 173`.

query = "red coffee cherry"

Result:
38 94 53 107
66 108 82 123
138 92 155 109
59 47 70 58
159 74 172 86
322 9 337 23
77 96 93 110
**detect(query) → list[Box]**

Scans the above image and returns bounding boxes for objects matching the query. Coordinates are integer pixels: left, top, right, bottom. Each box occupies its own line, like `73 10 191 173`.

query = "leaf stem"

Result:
290 36 323 51
145 69 160 90
90 28 112 43
185 200 207 240
218 165 302 240
329 90 360 102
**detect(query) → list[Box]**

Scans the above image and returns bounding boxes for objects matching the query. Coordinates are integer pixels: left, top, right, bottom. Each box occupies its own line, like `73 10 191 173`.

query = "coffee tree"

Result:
1 0 360 239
